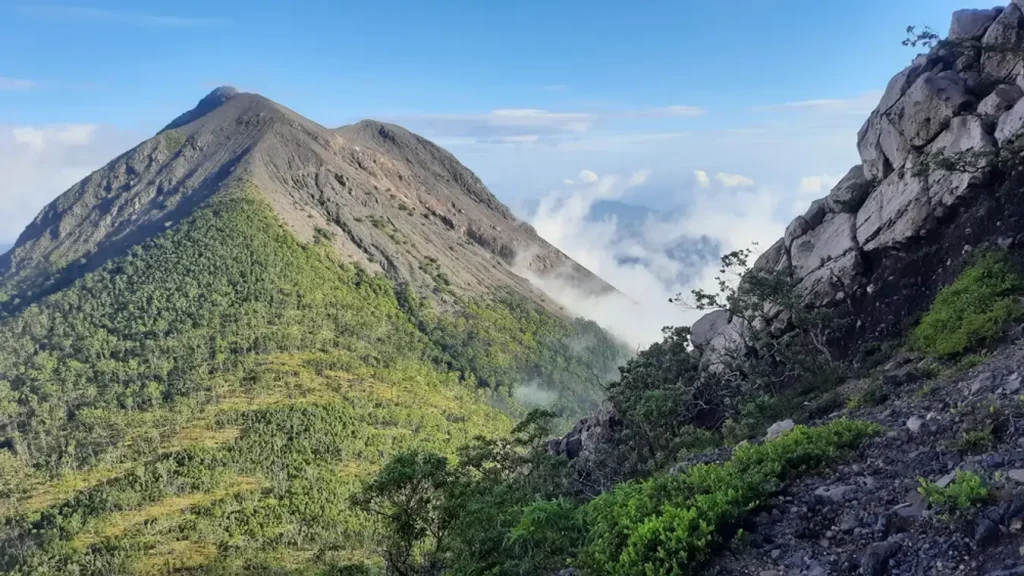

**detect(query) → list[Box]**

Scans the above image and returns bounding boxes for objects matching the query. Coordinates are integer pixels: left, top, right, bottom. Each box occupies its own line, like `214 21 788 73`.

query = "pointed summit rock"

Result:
161 85 240 132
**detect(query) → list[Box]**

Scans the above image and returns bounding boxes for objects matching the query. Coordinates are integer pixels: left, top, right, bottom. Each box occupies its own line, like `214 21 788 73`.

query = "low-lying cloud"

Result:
0 124 139 243
515 168 824 350
513 381 559 407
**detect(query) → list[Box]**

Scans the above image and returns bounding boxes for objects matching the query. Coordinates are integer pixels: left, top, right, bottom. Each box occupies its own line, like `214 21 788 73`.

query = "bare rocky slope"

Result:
0 86 612 313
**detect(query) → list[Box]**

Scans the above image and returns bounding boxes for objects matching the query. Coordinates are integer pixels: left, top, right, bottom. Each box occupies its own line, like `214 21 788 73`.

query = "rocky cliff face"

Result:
694 1 1024 359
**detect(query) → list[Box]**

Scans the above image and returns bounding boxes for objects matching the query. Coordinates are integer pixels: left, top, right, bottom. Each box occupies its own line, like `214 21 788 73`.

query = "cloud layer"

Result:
0 124 139 242
510 163 820 349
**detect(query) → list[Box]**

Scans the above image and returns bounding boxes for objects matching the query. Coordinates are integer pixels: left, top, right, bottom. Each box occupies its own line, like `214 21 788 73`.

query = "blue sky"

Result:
0 0 995 129
0 0 1002 342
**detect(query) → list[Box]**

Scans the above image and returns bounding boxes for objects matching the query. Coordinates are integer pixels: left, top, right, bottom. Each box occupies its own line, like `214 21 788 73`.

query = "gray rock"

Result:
878 113 913 172
885 71 972 149
1007 469 1024 483
976 516 1001 544
949 8 999 41
784 216 812 248
766 419 796 441
798 251 863 304
978 84 1024 117
860 541 899 576
790 213 858 278
856 163 931 251
803 198 828 228
936 471 958 488
997 97 1024 145
814 484 856 502
752 237 788 271
699 317 749 373
982 4 1024 82
826 165 872 213
1004 372 1022 394
858 111 892 181
926 115 997 207
691 309 731 351
906 416 924 432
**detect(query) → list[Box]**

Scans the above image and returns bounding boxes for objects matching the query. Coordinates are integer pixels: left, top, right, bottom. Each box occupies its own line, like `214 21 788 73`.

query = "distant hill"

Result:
0 88 630 574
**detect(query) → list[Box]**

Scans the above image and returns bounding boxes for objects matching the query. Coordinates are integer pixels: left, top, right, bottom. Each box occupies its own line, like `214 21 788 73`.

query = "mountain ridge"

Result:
1 86 614 317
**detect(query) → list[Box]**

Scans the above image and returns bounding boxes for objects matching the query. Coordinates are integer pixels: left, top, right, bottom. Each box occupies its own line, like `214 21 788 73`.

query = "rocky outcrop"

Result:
693 2 1024 358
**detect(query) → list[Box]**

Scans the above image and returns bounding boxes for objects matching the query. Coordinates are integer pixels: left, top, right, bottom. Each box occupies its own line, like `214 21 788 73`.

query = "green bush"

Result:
911 251 1024 358
917 470 988 512
573 419 881 575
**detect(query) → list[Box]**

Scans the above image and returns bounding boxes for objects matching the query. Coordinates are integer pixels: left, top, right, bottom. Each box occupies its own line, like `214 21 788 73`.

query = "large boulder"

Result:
926 114 996 208
798 251 864 304
996 96 1024 144
981 3 1024 83
784 216 812 248
978 84 1023 117
885 71 973 148
857 67 972 180
790 213 859 278
826 165 873 213
858 111 892 181
949 8 1000 41
691 309 732 351
753 237 789 271
856 160 932 252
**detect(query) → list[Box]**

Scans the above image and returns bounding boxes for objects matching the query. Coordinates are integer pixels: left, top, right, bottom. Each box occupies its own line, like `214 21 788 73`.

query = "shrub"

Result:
911 251 1024 358
917 470 988 513
574 419 881 575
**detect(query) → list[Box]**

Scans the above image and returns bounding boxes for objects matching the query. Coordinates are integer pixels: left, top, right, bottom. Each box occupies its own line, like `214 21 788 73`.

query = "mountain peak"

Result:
160 85 242 132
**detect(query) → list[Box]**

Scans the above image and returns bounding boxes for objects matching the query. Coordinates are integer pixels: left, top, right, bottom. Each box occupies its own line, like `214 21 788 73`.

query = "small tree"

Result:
351 451 457 576
675 246 849 427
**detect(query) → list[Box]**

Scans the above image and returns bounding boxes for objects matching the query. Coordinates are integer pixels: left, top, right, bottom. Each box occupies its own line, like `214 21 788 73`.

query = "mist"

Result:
517 168 815 350
513 380 559 407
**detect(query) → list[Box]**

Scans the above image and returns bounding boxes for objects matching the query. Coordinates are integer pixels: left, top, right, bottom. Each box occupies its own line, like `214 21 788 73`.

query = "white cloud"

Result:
715 172 755 188
1 124 139 243
489 109 595 133
515 167 806 348
0 77 36 91
798 174 839 195
563 178 575 185
750 91 884 116
382 104 704 144
578 169 599 183
628 105 706 118
694 170 710 188
627 169 650 188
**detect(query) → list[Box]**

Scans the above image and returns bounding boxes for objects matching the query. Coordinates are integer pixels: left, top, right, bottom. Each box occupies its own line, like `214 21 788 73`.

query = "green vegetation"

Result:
417 256 452 290
356 419 880 576
917 470 989 513
910 250 1024 358
0 183 627 574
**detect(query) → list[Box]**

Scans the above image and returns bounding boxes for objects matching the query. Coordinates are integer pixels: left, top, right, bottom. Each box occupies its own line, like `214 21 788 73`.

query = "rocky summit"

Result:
0 86 612 314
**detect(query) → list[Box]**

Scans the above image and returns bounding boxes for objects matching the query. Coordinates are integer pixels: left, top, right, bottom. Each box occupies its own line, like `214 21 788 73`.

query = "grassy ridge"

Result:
0 183 627 574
